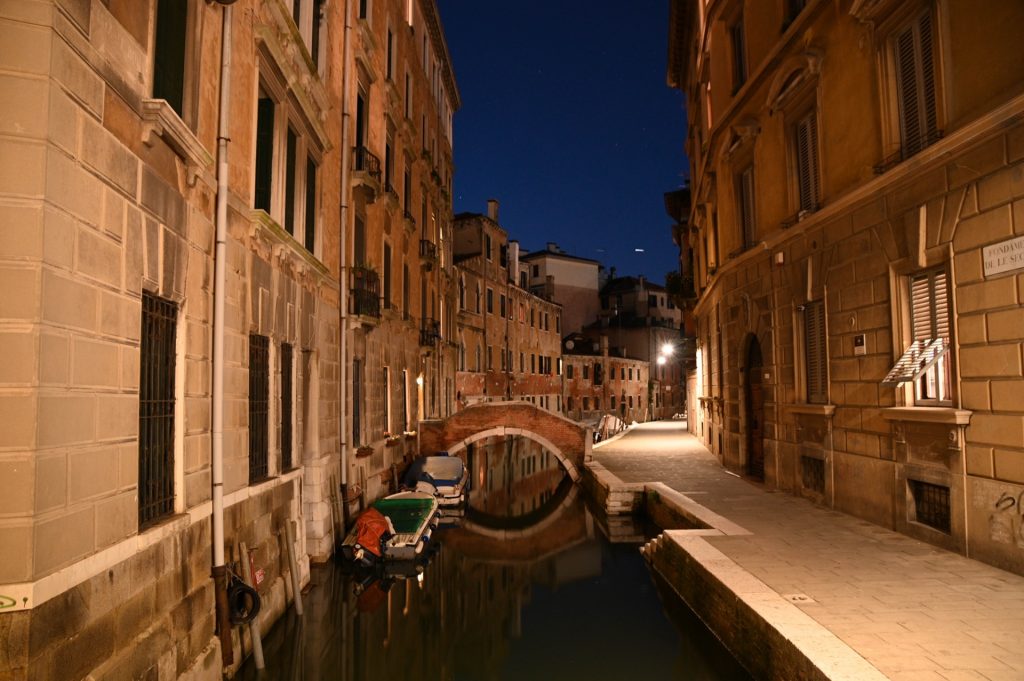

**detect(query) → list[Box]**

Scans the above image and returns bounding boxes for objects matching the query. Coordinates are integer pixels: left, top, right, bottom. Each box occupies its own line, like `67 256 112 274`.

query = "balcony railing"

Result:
873 130 944 175
419 317 440 346
419 239 438 264
352 146 382 180
350 266 380 318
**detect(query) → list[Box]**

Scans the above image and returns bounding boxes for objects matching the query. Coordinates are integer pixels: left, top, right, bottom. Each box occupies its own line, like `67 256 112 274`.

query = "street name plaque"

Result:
983 235 1024 277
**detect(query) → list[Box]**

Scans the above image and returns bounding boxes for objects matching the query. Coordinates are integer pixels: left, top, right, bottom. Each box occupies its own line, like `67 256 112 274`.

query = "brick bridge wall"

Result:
419 401 592 480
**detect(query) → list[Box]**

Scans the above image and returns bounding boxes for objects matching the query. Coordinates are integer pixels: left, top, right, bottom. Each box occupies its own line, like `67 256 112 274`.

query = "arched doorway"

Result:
744 336 765 480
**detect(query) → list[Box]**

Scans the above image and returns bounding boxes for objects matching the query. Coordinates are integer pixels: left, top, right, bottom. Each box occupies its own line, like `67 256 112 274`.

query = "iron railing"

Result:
350 266 381 318
420 317 440 346
139 292 178 529
352 145 381 180
249 334 270 483
419 239 438 263
873 130 944 174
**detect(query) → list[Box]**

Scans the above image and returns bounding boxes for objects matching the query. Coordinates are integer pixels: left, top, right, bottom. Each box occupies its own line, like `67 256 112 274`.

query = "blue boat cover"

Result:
404 455 465 487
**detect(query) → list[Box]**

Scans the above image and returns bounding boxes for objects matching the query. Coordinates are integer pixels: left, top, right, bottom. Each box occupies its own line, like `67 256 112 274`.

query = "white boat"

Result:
340 491 439 564
404 454 469 507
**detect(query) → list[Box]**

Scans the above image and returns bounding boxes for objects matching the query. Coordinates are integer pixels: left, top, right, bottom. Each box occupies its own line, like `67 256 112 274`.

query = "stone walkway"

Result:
595 421 1024 681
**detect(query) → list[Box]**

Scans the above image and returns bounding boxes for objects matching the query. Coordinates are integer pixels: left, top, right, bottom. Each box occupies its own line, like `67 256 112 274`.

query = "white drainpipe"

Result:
339 0 353 522
211 0 234 664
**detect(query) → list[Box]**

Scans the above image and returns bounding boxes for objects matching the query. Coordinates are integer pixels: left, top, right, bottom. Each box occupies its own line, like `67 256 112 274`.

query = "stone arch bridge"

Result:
418 401 592 481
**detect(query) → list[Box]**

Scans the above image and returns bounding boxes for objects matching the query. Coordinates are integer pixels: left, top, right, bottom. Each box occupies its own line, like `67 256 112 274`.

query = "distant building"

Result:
669 0 1024 572
561 334 649 425
453 203 563 411
520 243 602 335
590 276 687 419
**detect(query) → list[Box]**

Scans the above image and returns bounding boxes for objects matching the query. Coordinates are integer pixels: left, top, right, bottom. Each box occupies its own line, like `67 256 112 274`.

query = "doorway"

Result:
744 336 765 480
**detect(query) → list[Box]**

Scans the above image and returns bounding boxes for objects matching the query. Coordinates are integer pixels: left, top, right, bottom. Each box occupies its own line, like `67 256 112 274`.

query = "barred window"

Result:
139 293 178 529
280 343 294 471
249 334 270 482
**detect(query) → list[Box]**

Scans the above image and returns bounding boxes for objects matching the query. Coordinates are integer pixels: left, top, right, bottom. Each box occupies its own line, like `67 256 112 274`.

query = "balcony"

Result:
403 208 416 231
350 266 380 320
873 130 944 175
352 146 381 200
419 239 438 270
419 317 440 347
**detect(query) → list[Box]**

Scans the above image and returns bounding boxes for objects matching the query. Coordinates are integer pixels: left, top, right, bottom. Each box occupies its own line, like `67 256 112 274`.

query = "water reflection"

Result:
239 436 749 680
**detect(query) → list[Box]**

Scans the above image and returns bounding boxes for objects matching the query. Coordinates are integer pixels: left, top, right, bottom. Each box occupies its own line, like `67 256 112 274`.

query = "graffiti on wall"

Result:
989 490 1024 548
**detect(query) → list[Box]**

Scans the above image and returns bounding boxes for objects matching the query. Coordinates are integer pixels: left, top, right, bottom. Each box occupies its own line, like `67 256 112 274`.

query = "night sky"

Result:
438 1 688 284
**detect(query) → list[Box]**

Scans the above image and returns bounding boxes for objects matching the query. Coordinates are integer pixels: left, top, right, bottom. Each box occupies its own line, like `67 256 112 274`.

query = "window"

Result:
403 166 412 217
594 363 603 386
520 352 525 372
254 91 275 213
730 16 747 92
648 294 657 307
544 313 549 331
249 334 270 483
139 292 177 528
404 70 412 119
153 0 190 118
556 316 560 333
384 131 395 194
485 234 492 260
383 243 392 309
352 358 362 444
284 127 298 235
486 288 494 314
500 245 508 267
475 284 481 313
354 213 366 266
531 354 536 373
883 268 952 404
383 367 391 435
583 364 590 380
785 0 808 25
737 165 756 248
500 294 506 318
304 156 317 252
459 277 465 309
386 27 394 81
804 300 828 404
567 364 574 379
358 0 369 20
280 343 294 470
402 264 410 320
794 110 820 213
475 345 481 371
401 369 409 432
893 9 939 158
487 346 494 370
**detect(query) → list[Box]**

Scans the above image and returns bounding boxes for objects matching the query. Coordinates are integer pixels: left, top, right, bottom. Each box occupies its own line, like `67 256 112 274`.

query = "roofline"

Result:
519 250 602 265
422 0 462 111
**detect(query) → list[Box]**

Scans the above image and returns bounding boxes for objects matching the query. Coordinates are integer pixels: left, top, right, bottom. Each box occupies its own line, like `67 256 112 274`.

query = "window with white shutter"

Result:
882 268 952 404
804 299 828 404
794 111 820 213
894 9 939 159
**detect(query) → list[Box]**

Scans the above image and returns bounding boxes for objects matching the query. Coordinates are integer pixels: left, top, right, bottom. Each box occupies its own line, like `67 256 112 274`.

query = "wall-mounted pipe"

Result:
338 0 353 530
211 1 233 666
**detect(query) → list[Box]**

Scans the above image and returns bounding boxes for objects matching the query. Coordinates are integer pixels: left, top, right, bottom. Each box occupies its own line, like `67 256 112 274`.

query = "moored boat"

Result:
403 454 469 507
340 491 439 565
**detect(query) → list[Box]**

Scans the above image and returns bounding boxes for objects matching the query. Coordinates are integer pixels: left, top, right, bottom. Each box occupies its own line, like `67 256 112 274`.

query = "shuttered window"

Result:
882 268 952 404
804 299 828 404
730 18 747 91
895 10 939 158
795 111 819 213
738 166 756 249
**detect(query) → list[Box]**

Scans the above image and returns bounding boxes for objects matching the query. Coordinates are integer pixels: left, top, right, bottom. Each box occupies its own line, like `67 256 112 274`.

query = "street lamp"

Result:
662 342 674 356
657 355 667 366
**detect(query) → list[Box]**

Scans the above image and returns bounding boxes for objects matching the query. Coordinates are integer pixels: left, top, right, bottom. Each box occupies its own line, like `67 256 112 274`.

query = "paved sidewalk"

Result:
595 421 1024 681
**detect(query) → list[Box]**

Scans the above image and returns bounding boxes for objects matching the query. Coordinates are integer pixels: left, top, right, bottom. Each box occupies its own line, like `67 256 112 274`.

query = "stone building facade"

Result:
669 0 1024 572
453 207 563 412
561 335 650 425
343 0 460 506
520 243 601 336
0 0 462 677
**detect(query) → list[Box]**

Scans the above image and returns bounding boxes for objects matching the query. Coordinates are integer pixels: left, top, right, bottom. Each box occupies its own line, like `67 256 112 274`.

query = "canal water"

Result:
238 435 750 680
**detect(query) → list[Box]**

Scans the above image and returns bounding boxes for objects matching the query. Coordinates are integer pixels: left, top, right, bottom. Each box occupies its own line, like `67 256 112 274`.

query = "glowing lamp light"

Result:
657 356 667 366
415 375 424 386
661 343 674 356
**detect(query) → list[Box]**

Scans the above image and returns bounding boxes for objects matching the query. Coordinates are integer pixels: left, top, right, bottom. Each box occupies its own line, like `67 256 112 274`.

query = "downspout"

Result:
338 0 353 529
211 1 234 667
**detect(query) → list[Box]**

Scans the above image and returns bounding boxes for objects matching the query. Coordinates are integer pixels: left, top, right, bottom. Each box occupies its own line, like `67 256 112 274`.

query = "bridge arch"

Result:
418 401 592 482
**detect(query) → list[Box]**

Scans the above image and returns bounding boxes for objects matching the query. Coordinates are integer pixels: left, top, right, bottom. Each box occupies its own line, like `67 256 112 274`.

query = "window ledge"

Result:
783 403 836 416
141 99 213 186
881 407 973 425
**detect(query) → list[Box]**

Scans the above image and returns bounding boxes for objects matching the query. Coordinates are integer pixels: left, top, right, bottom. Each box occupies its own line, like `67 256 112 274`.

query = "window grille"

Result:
909 479 951 533
804 299 828 403
249 334 270 482
139 293 178 529
281 343 293 471
801 456 825 494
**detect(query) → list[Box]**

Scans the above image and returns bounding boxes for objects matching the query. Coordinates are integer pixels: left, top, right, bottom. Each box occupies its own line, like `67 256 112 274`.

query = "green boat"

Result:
371 491 439 560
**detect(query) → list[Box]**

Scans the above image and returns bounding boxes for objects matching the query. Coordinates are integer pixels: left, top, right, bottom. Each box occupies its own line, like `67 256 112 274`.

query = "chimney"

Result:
486 199 499 223
546 242 558 253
